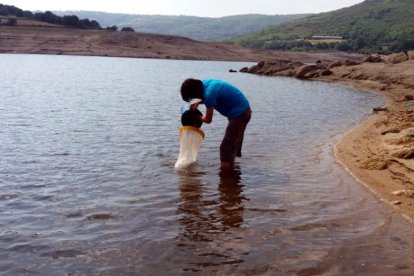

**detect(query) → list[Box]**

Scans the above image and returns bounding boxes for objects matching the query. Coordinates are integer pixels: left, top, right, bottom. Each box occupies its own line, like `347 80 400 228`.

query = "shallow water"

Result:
0 54 413 275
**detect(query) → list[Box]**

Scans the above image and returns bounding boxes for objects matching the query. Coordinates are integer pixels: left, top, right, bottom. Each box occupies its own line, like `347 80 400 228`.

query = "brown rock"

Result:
407 51 414 60
247 64 261 74
363 54 383 63
373 106 388 112
320 69 333 76
239 67 248 73
245 59 304 76
295 64 325 79
404 95 414 101
328 61 343 69
385 52 409 64
344 60 360 66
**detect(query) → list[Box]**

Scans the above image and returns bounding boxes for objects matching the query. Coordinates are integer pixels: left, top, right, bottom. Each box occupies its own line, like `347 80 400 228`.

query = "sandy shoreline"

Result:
330 76 414 222
296 59 411 220
241 54 414 221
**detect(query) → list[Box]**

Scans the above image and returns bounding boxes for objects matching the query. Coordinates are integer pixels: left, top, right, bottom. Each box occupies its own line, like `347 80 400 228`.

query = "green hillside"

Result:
54 11 309 42
234 0 414 53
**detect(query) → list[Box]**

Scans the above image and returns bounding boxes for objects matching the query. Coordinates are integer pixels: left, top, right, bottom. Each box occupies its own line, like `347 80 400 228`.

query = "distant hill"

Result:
0 20 364 63
233 0 414 53
53 11 310 42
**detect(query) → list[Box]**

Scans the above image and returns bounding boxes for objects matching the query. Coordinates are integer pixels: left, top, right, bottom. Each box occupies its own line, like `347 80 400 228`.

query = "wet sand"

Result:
327 60 414 222
243 53 414 222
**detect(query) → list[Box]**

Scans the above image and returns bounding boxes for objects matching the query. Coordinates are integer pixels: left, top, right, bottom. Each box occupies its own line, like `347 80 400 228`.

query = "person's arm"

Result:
201 108 213 124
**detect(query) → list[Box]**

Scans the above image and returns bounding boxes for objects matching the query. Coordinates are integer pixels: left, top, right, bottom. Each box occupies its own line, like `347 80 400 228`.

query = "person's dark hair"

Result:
181 109 203 128
180 78 203 102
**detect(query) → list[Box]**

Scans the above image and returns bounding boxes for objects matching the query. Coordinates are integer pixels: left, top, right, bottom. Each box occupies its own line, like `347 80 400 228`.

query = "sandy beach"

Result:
326 59 414 222
243 53 414 221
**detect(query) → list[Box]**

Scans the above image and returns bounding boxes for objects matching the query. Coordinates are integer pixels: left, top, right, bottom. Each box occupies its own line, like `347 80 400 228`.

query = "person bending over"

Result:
180 78 251 171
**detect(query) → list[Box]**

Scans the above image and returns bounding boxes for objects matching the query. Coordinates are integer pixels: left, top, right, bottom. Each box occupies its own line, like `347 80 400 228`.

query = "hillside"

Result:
53 11 309 42
234 0 414 53
0 18 364 63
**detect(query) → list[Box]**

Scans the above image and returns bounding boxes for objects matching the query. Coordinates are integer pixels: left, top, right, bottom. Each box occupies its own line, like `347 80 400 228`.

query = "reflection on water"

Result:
176 166 248 271
178 166 246 243
0 54 413 274
218 168 245 229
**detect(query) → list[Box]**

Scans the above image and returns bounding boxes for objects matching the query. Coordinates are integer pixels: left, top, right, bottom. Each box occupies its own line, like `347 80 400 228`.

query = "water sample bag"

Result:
174 126 205 168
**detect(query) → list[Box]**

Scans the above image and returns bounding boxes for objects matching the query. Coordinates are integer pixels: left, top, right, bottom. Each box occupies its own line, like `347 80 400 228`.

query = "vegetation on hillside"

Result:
233 0 414 53
0 4 101 29
54 11 310 42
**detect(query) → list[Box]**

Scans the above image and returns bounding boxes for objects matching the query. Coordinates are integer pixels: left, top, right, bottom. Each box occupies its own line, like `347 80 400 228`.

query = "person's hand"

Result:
190 102 200 110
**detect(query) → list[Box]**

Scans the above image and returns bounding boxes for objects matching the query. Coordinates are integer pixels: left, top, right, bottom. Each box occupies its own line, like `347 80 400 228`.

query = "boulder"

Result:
247 64 261 74
373 106 388 112
405 95 414 101
408 51 414 60
344 60 360 66
245 59 304 76
385 52 409 64
295 64 325 79
327 61 342 69
320 69 333 76
363 54 383 63
239 67 248 73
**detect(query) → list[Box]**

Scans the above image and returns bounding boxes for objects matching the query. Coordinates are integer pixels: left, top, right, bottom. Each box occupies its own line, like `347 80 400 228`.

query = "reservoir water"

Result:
1 54 413 275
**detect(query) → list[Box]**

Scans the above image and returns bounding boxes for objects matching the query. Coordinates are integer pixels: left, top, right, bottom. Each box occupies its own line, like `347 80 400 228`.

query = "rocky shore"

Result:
241 51 414 221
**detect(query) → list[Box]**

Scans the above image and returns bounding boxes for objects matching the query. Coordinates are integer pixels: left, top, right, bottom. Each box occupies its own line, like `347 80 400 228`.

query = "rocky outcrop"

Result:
295 64 326 78
240 60 359 79
385 52 409 64
363 54 384 63
241 51 411 82
244 59 304 77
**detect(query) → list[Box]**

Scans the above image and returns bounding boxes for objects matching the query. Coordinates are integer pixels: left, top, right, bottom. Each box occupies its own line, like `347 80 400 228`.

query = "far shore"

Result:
0 25 364 63
241 53 414 222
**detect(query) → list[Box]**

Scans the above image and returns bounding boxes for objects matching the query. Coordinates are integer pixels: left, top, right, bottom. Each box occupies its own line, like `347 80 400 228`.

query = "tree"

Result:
121 27 135 32
106 25 118 31
336 41 352 52
42 11 61 24
62 15 79 27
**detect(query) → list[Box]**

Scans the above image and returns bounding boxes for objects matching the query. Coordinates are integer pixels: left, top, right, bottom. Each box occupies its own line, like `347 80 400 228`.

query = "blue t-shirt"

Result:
202 79 249 119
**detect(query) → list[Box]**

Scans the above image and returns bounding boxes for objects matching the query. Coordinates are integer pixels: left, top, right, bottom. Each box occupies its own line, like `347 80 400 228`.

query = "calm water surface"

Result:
1 54 413 275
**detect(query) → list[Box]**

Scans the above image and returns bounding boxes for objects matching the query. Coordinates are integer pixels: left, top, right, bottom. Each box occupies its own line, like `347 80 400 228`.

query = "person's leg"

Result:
236 108 251 157
220 120 239 170
220 108 251 170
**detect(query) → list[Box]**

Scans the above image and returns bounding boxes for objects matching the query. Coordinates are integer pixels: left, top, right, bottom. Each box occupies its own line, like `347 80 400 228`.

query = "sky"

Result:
2 0 365 17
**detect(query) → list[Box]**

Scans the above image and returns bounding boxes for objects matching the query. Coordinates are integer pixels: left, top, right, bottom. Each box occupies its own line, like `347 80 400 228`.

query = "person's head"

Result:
180 78 203 102
181 109 203 128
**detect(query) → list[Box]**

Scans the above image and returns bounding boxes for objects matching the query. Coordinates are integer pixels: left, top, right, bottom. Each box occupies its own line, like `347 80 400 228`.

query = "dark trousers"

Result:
220 107 251 164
